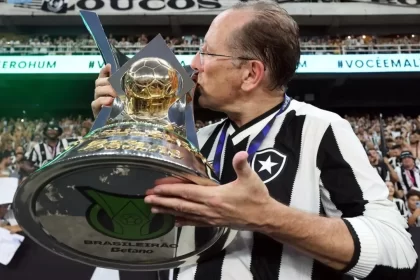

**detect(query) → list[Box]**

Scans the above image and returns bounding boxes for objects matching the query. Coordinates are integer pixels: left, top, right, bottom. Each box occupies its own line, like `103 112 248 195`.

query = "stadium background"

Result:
1 0 420 121
1 0 420 279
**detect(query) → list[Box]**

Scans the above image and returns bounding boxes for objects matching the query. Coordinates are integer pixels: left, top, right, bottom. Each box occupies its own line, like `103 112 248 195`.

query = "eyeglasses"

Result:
199 47 254 65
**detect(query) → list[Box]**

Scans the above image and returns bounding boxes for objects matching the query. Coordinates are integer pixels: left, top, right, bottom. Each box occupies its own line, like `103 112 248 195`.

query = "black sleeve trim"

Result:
340 219 362 274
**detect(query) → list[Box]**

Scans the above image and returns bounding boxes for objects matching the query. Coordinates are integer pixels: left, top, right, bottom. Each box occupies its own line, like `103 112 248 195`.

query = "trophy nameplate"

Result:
12 12 237 271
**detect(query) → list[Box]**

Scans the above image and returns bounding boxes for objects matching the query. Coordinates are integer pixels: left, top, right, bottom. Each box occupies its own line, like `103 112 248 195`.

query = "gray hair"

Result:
229 1 301 91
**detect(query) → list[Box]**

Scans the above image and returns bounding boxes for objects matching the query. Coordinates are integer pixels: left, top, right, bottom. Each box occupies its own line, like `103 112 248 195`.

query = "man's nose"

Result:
190 51 202 72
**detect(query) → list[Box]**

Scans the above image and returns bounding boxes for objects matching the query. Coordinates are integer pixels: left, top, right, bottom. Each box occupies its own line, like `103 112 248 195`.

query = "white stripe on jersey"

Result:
278 106 327 280
91 268 120 280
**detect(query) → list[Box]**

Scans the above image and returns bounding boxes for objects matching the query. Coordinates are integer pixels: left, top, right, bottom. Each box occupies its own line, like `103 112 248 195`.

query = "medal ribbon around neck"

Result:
213 95 291 178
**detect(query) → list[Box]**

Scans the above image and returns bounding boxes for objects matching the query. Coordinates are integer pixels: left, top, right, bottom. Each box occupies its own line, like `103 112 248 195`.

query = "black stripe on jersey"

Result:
200 121 226 159
250 112 305 280
194 137 249 280
316 125 367 217
341 220 361 273
311 260 355 280
319 192 327 217
173 268 180 280
39 143 47 164
316 125 366 274
28 148 38 164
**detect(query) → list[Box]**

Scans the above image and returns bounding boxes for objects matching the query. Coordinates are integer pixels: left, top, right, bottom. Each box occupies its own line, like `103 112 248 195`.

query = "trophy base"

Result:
13 122 236 271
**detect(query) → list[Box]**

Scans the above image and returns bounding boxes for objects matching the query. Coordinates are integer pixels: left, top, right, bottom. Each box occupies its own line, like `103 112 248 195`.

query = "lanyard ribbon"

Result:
213 95 291 178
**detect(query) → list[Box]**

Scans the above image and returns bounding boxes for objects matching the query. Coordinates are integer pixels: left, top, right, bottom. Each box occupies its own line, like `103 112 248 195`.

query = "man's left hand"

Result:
144 151 275 230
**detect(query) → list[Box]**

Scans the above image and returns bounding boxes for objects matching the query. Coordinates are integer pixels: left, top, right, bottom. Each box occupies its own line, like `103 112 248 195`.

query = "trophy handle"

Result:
80 10 128 131
184 71 199 148
184 95 199 148
167 70 199 149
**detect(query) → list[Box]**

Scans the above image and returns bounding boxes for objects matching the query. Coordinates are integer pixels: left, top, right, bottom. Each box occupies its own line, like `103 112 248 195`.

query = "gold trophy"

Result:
12 12 237 271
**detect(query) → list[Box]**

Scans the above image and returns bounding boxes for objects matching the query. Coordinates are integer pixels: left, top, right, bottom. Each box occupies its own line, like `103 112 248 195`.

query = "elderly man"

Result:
92 2 417 280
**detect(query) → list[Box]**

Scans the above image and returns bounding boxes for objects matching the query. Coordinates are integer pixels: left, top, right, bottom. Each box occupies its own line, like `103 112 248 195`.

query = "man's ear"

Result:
241 60 265 92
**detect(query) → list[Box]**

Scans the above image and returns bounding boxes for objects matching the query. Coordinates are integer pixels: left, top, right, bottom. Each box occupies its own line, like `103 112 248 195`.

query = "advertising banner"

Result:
0 54 419 74
0 0 419 16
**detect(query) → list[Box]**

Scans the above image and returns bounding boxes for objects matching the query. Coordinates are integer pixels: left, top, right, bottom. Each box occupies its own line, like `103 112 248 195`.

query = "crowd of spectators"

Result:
0 33 419 55
0 112 419 230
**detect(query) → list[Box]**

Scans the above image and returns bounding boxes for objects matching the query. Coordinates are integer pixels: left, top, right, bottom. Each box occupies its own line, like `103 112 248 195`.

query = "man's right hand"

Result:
92 64 117 118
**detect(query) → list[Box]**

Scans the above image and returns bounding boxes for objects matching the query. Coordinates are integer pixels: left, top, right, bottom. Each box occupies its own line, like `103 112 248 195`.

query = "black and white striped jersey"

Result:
388 157 401 170
392 198 409 218
28 139 76 168
396 165 420 197
171 99 418 280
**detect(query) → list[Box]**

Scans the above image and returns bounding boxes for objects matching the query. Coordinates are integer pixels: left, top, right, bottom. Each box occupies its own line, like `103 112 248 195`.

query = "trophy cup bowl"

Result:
12 55 237 271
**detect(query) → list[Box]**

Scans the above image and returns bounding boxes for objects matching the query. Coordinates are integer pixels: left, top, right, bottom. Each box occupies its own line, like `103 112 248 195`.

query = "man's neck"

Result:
388 196 394 201
226 94 284 127
47 139 58 146
405 165 415 171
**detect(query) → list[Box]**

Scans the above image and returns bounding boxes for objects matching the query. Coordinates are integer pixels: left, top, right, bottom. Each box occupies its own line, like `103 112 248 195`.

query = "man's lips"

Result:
191 71 198 83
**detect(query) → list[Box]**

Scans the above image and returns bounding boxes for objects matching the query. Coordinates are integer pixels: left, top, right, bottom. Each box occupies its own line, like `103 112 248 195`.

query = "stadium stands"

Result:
0 34 419 55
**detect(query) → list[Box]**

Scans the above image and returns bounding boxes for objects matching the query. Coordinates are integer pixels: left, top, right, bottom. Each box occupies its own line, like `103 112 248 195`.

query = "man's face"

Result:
15 146 24 154
46 128 59 139
34 135 42 143
386 182 395 197
389 148 401 157
408 195 420 211
365 142 375 150
14 127 23 137
410 133 419 144
190 10 254 112
2 156 12 167
368 150 379 165
402 157 415 169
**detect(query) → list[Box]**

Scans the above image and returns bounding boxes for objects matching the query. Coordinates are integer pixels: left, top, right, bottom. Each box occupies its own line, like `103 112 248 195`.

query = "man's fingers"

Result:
98 64 111 78
94 85 118 100
151 183 215 203
95 77 111 88
154 176 190 186
91 97 114 117
145 196 210 216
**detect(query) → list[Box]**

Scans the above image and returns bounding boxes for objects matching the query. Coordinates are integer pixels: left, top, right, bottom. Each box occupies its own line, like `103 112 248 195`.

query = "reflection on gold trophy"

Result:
123 58 181 124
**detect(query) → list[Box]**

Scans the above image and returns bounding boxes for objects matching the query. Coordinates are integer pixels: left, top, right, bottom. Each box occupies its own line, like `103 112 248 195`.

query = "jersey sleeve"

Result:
316 118 418 279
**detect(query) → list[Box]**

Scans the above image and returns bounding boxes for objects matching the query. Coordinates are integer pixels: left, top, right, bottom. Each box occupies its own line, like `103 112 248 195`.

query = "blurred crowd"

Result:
0 33 419 55
346 114 420 227
0 113 420 227
0 117 92 182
